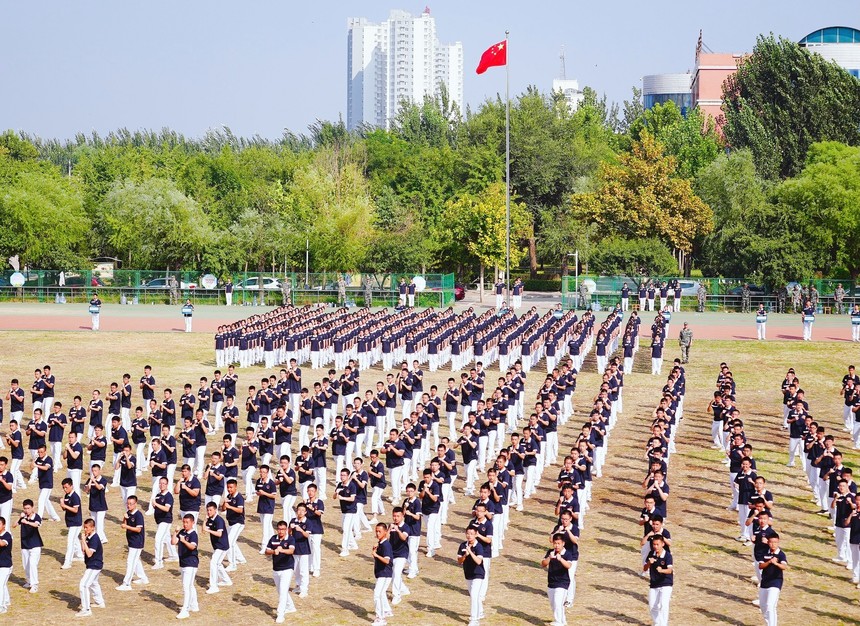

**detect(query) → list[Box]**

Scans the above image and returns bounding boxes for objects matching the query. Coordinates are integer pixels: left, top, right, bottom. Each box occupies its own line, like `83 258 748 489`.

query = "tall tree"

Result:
570 133 713 260
695 149 815 286
0 169 91 268
773 141 860 279
100 178 213 270
722 35 860 180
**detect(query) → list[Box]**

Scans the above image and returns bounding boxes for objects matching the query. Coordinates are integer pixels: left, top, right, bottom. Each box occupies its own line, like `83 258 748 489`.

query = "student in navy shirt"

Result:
6 420 26 491
6 379 25 422
13 499 43 592
152 476 178 568
304 483 325 577
372 522 394 625
0 515 10 612
221 478 247 571
175 463 202 523
84 464 109 542
59 477 84 569
203 502 232 594
26 409 48 479
336 468 359 557
33 444 60 521
388 507 411 604
256 465 278 554
457 526 486 625
542 533 575 624
76 517 105 617
117 495 149 590
644 534 673 626
758 533 787 625
46 401 67 471
289 502 312 597
266 520 297 622
171 513 200 619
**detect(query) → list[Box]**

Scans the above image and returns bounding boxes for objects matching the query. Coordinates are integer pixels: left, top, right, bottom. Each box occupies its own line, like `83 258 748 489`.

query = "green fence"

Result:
561 275 860 313
0 270 456 308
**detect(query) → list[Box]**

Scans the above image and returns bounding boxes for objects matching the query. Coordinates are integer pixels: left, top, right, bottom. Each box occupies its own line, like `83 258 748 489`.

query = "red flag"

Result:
476 40 507 74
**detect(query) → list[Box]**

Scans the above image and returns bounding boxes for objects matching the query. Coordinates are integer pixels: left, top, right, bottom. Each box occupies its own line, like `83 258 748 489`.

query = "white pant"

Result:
467 578 483 624
209 548 231 589
281 495 297 523
788 438 803 466
123 546 148 586
0 566 10 609
260 513 274 551
51 441 63 470
273 568 296 617
371 486 385 516
651 358 662 376
341 513 357 552
425 512 441 552
180 566 199 612
407 536 420 577
648 586 672 626
392 556 409 598
757 322 766 340
802 321 813 340
22 546 41 587
227 523 246 567
310 534 322 575
79 567 104 611
294 554 309 593
758 586 780 626
155 521 178 564
835 526 850 562
64 524 84 566
91 313 100 330
185 317 192 332
10 458 26 489
38 488 60 521
548 586 567 626
853 323 860 341
374 576 392 619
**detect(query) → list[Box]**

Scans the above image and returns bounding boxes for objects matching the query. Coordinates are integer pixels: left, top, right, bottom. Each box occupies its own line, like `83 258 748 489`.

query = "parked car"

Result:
235 276 281 291
454 283 465 301
137 277 196 289
727 284 766 296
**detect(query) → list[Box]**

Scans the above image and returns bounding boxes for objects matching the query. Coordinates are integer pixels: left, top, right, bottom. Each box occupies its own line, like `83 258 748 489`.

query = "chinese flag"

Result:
476 40 507 74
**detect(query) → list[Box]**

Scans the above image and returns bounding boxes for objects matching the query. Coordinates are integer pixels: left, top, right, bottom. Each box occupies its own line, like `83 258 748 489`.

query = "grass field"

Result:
1 331 859 625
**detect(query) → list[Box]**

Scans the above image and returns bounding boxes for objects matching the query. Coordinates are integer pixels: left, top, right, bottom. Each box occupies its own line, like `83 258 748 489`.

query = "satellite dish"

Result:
412 276 427 292
9 272 25 287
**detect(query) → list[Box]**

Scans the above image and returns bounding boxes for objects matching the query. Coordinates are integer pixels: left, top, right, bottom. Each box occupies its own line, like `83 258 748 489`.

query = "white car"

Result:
236 277 281 291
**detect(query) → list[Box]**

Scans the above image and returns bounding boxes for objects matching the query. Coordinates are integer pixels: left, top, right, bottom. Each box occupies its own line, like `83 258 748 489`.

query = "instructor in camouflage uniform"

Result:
678 322 693 364
696 284 706 312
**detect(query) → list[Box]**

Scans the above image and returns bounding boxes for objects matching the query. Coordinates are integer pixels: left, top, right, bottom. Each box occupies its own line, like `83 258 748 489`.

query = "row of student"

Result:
711 363 789 626
783 367 860 588
637 358 687 626
0 358 594 625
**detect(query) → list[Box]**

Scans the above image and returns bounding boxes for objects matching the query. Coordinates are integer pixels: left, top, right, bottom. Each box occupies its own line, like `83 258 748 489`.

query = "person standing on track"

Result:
677 323 692 365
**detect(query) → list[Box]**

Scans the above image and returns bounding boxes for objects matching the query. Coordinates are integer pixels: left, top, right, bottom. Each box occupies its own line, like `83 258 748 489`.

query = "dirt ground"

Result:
0 327 858 625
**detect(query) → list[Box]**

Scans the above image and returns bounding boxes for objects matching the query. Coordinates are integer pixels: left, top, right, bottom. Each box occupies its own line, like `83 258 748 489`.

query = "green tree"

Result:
722 35 860 180
589 237 677 277
694 150 815 285
442 182 531 299
773 141 860 279
100 178 213 270
570 133 713 259
0 169 91 268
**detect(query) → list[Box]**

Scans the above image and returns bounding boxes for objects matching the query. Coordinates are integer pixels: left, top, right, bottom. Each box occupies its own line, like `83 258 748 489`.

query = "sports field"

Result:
0 306 858 625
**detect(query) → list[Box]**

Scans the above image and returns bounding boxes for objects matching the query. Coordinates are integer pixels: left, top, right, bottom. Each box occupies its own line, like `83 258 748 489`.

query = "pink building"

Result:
691 35 746 128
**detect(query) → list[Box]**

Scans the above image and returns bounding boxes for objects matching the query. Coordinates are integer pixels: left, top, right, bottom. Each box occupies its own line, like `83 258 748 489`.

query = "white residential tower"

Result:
347 8 464 130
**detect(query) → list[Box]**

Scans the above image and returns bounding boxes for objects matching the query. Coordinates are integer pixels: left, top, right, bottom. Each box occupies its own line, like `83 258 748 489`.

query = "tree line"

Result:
2 35 860 286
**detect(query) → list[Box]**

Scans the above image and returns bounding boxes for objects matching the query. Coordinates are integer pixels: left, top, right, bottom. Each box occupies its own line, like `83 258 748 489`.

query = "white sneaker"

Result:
299 591 308 598
61 564 72 570
93 602 106 609
75 610 93 618
133 578 149 585
206 587 219 595
226 565 237 572
339 550 350 557
392 596 402 606
751 599 760 607
115 585 133 591
152 564 164 570
176 611 190 620
275 618 285 624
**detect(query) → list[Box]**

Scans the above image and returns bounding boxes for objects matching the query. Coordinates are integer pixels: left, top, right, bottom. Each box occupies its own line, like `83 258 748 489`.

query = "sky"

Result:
0 1 856 140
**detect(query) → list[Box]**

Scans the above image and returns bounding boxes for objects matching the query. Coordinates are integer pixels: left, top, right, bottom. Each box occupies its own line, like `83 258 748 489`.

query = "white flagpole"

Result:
505 31 511 307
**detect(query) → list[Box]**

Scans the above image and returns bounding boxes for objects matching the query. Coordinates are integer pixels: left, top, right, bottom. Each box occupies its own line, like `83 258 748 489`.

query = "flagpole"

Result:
504 30 511 307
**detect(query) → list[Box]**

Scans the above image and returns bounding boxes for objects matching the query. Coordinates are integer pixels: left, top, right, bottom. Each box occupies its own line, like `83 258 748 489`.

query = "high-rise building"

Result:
347 8 464 130
552 78 584 112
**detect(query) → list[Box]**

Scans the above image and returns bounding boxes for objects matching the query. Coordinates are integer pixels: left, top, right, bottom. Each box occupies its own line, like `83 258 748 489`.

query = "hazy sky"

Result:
1 1 855 140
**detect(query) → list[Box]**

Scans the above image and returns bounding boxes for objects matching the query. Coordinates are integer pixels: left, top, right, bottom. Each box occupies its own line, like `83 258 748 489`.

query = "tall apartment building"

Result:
347 8 464 130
